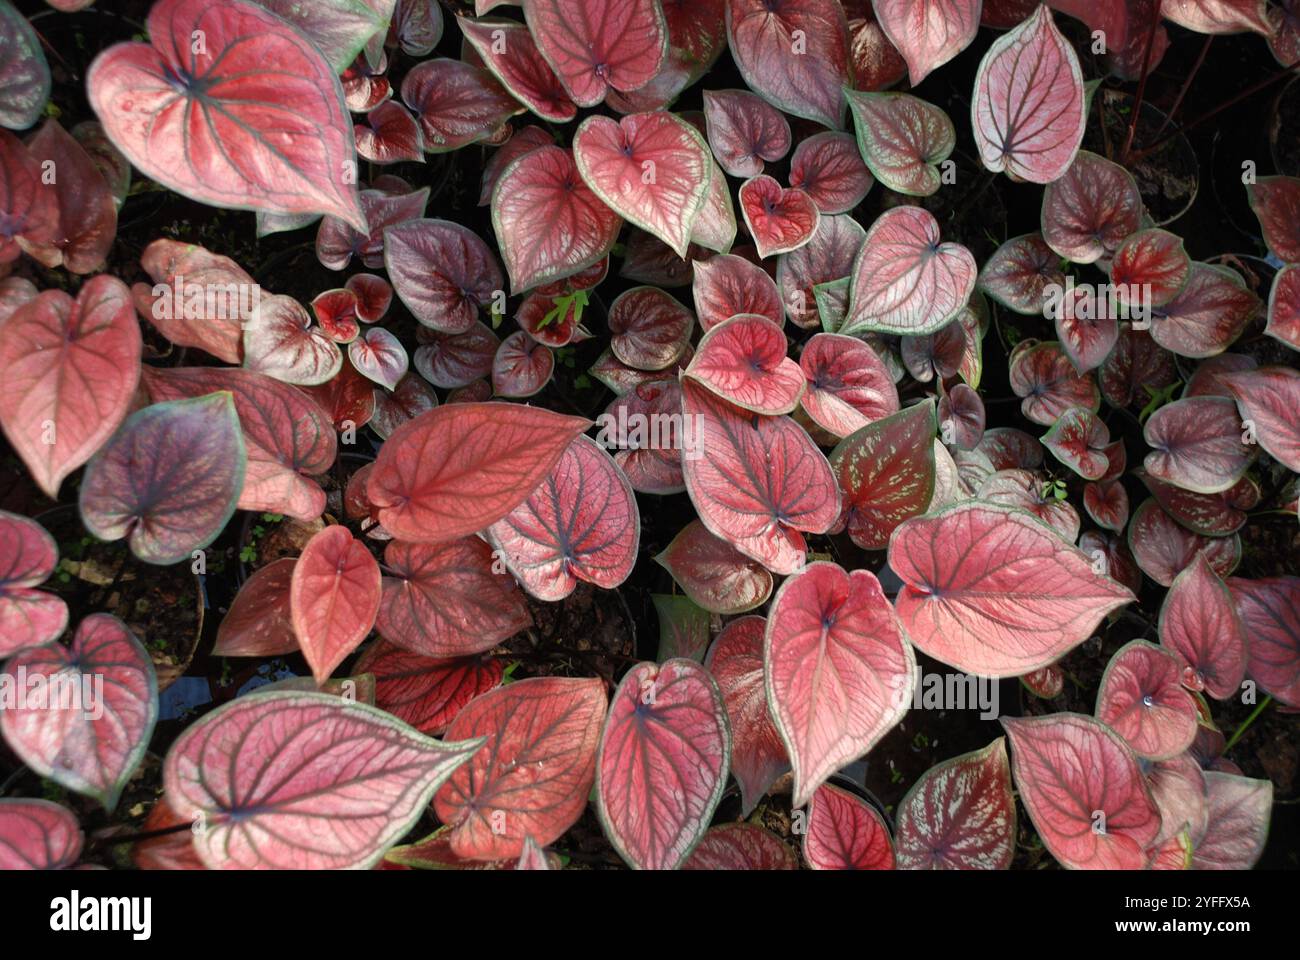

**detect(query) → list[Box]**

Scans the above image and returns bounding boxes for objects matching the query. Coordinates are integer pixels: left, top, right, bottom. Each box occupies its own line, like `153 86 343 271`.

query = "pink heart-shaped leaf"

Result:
846 90 955 196
1159 552 1247 700
401 58 522 152
460 16 577 122
656 521 774 615
788 130 874 214
243 295 343 386
0 799 82 870
804 783 895 869
0 510 68 657
874 0 980 86
290 525 381 683
739 175 819 258
523 0 667 107
1228 576 1300 708
349 328 409 391
686 313 805 414
703 88 791 178
1097 640 1199 759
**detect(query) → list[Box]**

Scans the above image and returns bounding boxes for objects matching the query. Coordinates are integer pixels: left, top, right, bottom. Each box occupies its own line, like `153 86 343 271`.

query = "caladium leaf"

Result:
873 0 980 86
0 277 140 500
841 205 976 337
522 0 667 107
392 0 444 55
486 436 639 601
1192 771 1273 870
377 538 531 659
1008 339 1099 426
1080 529 1143 595
653 594 712 662
656 521 774 615
1228 577 1300 708
766 563 913 807
971 5 1085 184
778 213 866 327
347 273 392 324
355 102 424 165
830 400 936 550
1099 323 1177 409
243 295 343 386
400 58 522 153
978 469 1081 542
1219 366 1300 473
1042 406 1110 480
686 313 804 414
302 357 376 430
79 394 245 566
460 17 577 123
1002 713 1160 870
1146 752 1209 846
433 677 606 860
0 511 66 658
788 131 873 215
317 186 429 271
1138 472 1258 538
894 738 1016 870
979 234 1067 315
368 402 589 542
88 0 365 229
1040 151 1142 264
574 111 710 258
163 691 483 869
976 426 1044 471
1096 641 1198 760
726 0 851 129
1266 263 1300 350
349 328 408 391
0 130 56 264
692 253 784 331
1151 262 1258 358
938 382 985 450
599 379 688 494
682 822 798 869
681 378 840 574
609 286 694 371
0 1 49 130
354 642 504 736
596 658 730 870
143 366 335 522
1163 0 1273 35
385 218 504 335
846 90 955 196
738 175 819 259
20 120 115 275
703 89 791 180
703 616 787 814
372 374 439 439
311 289 361 344
1109 229 1191 308
1159 552 1247 701
803 782 895 870
1084 479 1129 535
848 10 908 90
255 0 393 71
492 331 554 398
890 502 1134 677
290 526 381 684
213 558 298 658
0 799 81 870
1144 396 1254 494
492 144 622 293
414 322 499 389
691 155 739 253
800 332 900 438
0 614 156 811
1128 498 1241 588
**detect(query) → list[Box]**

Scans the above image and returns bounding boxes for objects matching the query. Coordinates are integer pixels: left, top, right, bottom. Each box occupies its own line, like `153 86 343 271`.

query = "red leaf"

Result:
682 822 798 869
596 659 729 869
492 145 622 293
657 521 774 615
1151 262 1259 358
0 510 67 657
1144 396 1254 494
608 286 694 371
88 0 364 229
492 331 554 398
377 538 529 659
131 798 203 871
1009 339 1099 426
1164 0 1274 36
354 642 504 735
0 2 49 130
1138 471 1258 537
433 677 606 859
368 402 590 542
726 0 851 129
766 563 913 807
21 120 117 275
938 382 986 450
1128 498 1241 588
848 12 908 91
830 400 936 550
788 131 874 214
1158 552 1247 700
972 6 1085 183
1097 641 1198 759
346 273 392 323
1002 713 1160 869
691 253 784 331
1043 406 1110 480
842 205 976 336
349 328 408 391
1228 577 1300 707
0 277 140 499
686 313 804 414
873 0 980 85
479 126 554 207
1099 323 1177 409
890 502 1134 677
894 738 1016 870
401 58 522 153
804 783 895 870
1219 366 1300 473
413 322 499 388
371 373 439 440
301 357 376 430
143 366 335 521
460 17 577 123
703 89 791 178
243 295 343 386
1 614 156 810
290 526 382 684
574 111 710 258
163 691 482 869
317 186 428 271
980 233 1067 315
976 427 1044 470
1248 176 1300 263
523 0 667 107
978 469 1080 542
0 800 81 870
355 101 424 164
598 379 688 494
738 175 819 259
1109 228 1191 307
384 218 504 335
393 0 444 56
79 394 245 565
1192 772 1273 870
214 558 298 658
846 90 956 196
311 289 360 344
798 333 899 438
1040 150 1142 264
681 378 840 574
0 130 57 265
1083 479 1129 534
778 213 865 327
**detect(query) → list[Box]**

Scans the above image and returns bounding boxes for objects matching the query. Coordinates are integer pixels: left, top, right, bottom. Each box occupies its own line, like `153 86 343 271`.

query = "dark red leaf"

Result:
597 378 688 494
401 58 521 153
703 88 791 178
980 233 1067 314
0 130 56 265
800 332 900 438
777 213 865 327
1228 577 1300 708
317 186 429 271
1144 396 1255 494
355 101 424 164
846 90 955 196
354 642 504 736
1138 471 1258 537
346 273 392 323
682 822 798 869
804 783 894 870
371 373 438 439
413 322 499 389
213 558 298 657
657 521 773 616
1042 406 1110 480
385 217 503 335
1099 323 1177 409
1109 228 1191 307
492 330 554 398
1158 551 1247 700
1008 339 1099 426
460 16 577 123
691 253 784 331
1220 366 1300 473
608 286 694 371
1151 262 1259 358
21 119 117 274
1127 498 1241 587
1040 150 1142 264
978 469 1080 542
787 131 873 214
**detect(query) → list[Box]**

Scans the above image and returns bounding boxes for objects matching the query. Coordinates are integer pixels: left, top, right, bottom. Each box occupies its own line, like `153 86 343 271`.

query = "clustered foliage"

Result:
0 0 1296 872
